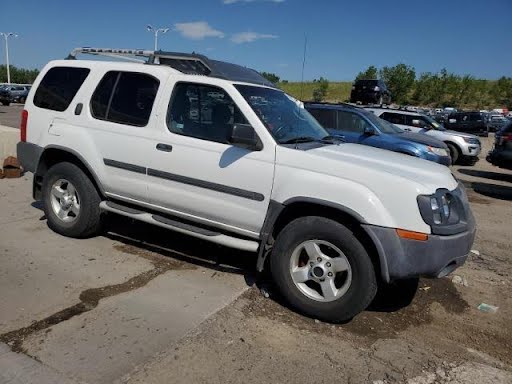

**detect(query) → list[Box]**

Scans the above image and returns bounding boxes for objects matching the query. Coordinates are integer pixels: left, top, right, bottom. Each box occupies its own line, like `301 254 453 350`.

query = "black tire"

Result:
42 162 102 238
446 143 459 165
19 97 26 104
270 216 377 322
1 101 9 106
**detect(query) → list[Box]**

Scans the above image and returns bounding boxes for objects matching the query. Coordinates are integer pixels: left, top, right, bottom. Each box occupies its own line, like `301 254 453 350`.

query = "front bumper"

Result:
363 224 475 282
461 144 481 157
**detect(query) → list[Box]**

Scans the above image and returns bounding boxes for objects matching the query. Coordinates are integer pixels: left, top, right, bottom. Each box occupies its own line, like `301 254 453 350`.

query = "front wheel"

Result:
42 162 102 238
1 101 9 106
270 216 377 322
446 143 460 165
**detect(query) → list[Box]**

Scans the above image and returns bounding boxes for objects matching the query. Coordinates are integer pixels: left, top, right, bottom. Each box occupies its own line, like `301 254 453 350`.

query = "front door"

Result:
145 80 275 237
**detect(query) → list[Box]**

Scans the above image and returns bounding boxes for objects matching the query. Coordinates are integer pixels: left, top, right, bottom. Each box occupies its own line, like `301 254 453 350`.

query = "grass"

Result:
278 82 352 102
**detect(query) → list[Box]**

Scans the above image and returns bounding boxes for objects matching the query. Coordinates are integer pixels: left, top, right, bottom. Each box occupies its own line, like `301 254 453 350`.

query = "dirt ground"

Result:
122 139 512 384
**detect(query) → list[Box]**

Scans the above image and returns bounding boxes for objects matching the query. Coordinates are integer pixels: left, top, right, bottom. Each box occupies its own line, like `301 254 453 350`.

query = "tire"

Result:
1 101 9 106
446 143 459 165
19 97 26 104
270 216 377 322
42 162 102 238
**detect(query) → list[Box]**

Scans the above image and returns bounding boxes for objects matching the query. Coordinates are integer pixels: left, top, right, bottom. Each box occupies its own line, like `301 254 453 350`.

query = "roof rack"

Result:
66 47 276 88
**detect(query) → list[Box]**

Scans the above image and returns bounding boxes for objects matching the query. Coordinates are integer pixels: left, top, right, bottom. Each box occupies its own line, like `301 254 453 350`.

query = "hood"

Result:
392 131 447 148
444 129 478 139
278 143 458 193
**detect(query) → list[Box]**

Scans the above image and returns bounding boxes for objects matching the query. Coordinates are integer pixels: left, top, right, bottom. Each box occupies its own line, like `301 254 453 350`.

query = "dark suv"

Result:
0 85 31 106
350 79 391 105
487 122 512 170
444 111 489 137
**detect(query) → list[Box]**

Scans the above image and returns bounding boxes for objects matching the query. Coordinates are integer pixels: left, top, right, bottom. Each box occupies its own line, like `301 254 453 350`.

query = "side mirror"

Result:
363 125 377 136
448 119 456 124
229 124 263 151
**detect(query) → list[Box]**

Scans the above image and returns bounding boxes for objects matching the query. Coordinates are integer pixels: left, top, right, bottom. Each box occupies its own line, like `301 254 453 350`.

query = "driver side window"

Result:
167 83 248 144
336 111 370 134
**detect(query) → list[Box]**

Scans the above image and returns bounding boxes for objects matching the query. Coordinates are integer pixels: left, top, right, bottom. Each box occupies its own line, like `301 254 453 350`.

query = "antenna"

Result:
299 33 307 101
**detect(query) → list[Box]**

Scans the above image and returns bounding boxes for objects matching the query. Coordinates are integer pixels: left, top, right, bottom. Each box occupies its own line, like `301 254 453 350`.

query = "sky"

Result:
0 0 511 81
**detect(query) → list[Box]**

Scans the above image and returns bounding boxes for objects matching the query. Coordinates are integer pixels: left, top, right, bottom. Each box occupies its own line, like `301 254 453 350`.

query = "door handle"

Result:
156 143 173 152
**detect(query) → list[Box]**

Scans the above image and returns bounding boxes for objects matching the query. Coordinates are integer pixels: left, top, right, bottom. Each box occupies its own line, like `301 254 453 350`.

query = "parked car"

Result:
305 103 452 166
0 84 31 106
488 114 508 132
349 79 391 105
367 108 481 165
444 111 489 137
17 47 475 323
487 122 512 170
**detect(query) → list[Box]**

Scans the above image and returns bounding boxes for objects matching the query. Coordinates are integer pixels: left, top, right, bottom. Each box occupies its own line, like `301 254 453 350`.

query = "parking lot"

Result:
1 105 512 383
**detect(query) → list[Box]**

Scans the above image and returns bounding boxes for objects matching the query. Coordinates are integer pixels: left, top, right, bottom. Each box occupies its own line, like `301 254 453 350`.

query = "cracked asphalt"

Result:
0 134 511 383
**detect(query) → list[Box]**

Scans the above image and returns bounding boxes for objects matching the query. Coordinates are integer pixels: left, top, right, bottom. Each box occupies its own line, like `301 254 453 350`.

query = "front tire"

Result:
1 101 9 106
270 216 377 322
42 162 102 238
446 143 460 165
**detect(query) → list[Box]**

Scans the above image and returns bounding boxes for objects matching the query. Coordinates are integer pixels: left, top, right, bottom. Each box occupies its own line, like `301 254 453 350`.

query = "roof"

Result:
66 47 276 88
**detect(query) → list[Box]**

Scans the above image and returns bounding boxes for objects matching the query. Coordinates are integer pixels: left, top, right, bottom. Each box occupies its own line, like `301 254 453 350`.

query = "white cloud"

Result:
174 22 225 40
231 32 278 44
223 0 284 4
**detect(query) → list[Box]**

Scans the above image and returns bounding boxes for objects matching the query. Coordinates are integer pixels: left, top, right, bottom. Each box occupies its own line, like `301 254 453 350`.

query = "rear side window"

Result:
308 108 336 129
33 67 90 111
91 71 159 127
337 111 370 133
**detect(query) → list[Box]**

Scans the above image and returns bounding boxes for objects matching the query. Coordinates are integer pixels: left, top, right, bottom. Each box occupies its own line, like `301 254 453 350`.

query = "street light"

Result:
146 25 169 51
0 32 18 84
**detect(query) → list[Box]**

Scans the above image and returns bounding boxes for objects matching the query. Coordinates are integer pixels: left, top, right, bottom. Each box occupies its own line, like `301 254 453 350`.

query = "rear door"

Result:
379 112 411 131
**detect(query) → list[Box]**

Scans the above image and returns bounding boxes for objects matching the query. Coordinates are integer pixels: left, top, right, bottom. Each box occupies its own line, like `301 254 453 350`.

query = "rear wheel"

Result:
1 101 9 106
19 97 26 104
446 143 460 165
270 216 377 322
42 162 102 238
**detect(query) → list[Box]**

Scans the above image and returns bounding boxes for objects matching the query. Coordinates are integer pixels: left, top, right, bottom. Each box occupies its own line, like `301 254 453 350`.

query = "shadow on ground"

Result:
459 168 512 183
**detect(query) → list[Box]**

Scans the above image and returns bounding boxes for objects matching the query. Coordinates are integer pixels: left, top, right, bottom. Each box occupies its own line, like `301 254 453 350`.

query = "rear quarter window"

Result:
33 67 90 111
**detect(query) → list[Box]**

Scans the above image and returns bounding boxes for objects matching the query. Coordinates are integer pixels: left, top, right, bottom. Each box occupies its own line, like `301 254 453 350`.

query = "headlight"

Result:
428 146 449 156
417 188 467 235
463 137 480 145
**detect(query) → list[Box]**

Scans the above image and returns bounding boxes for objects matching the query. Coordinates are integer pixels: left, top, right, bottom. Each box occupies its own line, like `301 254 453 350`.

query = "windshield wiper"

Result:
279 136 318 144
321 135 345 143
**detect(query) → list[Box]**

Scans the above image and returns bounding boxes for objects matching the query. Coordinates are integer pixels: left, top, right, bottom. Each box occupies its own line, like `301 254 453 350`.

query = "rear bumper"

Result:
363 223 476 282
487 149 512 168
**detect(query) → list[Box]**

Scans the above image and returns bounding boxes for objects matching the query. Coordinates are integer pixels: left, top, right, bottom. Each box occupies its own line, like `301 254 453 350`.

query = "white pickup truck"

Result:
17 48 476 322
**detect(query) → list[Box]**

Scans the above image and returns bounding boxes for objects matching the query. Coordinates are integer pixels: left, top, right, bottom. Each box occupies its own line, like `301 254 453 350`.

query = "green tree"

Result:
355 65 378 81
0 65 39 84
312 77 329 101
490 77 512 109
260 71 280 84
379 64 416 104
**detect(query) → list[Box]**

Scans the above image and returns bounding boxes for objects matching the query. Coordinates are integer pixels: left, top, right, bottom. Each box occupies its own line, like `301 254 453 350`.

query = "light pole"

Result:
146 25 169 51
0 32 18 84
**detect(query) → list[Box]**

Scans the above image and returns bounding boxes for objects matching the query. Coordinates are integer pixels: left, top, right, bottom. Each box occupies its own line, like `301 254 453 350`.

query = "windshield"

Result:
235 85 328 144
422 114 446 131
363 110 403 134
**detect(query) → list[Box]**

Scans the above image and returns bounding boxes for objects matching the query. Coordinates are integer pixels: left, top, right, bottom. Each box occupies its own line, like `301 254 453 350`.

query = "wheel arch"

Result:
34 146 105 200
256 198 384 282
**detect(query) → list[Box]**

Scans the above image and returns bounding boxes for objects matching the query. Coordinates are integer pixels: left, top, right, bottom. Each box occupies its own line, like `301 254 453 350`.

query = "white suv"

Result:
17 48 476 322
367 107 481 165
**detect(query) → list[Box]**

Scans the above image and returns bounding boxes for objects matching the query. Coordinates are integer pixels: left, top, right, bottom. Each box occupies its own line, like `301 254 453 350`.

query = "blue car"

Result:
305 103 451 166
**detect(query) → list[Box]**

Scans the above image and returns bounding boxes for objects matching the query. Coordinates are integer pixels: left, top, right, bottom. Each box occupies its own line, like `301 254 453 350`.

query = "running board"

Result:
99 201 259 252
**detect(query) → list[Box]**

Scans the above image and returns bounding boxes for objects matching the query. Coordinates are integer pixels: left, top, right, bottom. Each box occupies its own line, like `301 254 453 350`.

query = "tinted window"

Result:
167 83 248 144
34 67 90 111
469 113 483 122
307 108 336 129
336 111 370 133
380 112 405 125
91 71 159 127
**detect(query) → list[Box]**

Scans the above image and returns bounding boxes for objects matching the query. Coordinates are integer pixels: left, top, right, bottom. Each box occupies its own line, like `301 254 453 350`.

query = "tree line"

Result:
261 65 512 109
0 65 40 84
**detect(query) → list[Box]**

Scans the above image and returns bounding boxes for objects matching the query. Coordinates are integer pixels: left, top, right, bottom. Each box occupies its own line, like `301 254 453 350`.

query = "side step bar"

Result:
99 201 259 252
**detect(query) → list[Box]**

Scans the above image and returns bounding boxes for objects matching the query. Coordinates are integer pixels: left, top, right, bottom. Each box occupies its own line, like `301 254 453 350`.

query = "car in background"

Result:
367 108 481 165
0 84 31 106
444 111 489 137
305 103 451 166
488 114 508 132
349 79 391 105
487 122 512 170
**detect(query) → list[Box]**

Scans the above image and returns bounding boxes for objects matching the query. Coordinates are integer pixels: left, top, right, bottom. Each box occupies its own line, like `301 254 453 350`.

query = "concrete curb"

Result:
0 125 19 163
